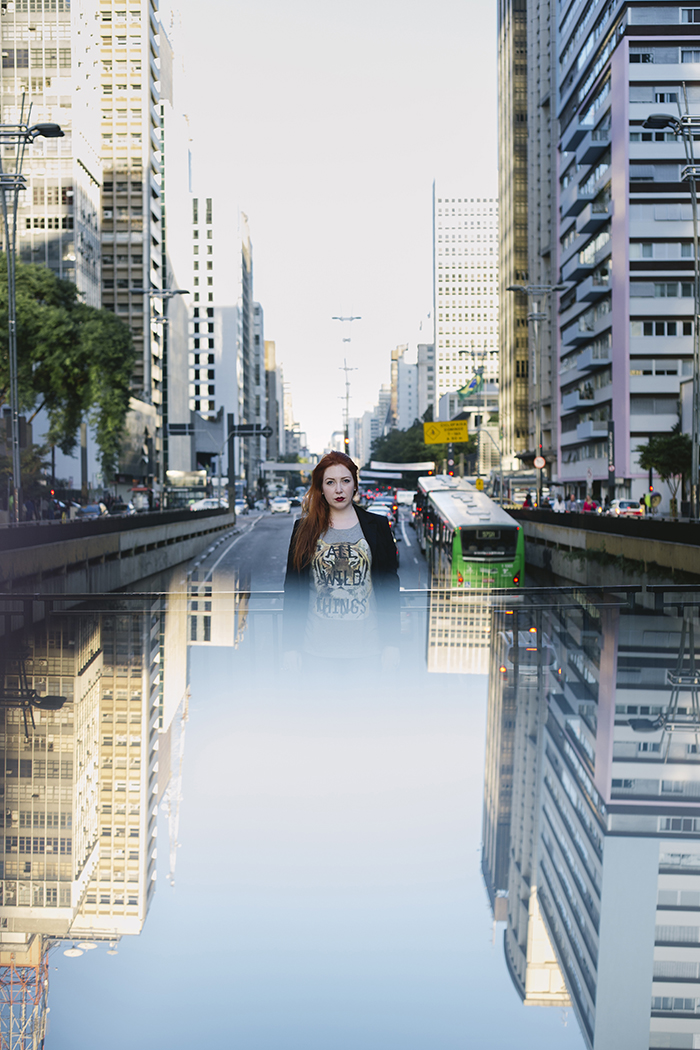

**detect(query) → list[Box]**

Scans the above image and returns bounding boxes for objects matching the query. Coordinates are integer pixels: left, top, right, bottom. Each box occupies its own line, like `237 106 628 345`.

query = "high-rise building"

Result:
0 0 102 303
554 8 699 506
264 340 282 464
432 188 499 419
526 0 558 481
497 0 530 466
0 617 101 935
99 0 163 490
537 598 700 1048
416 342 436 421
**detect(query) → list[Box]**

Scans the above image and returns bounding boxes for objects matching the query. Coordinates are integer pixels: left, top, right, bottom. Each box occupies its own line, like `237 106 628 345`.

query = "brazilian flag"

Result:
458 373 484 400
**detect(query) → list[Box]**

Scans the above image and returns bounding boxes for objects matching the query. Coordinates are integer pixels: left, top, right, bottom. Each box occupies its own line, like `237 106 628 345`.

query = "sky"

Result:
163 0 499 452
47 644 585 1049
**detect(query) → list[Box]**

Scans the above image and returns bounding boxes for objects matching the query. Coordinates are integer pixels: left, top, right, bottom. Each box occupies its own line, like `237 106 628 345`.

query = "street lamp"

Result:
506 283 567 508
643 109 700 518
132 287 189 492
0 103 63 523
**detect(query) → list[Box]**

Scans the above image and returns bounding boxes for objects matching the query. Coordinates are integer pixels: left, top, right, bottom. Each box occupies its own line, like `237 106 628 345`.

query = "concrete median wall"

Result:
518 516 700 584
0 510 236 594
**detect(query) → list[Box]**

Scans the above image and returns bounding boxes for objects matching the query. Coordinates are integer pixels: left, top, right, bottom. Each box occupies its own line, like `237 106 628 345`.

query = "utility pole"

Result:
332 315 361 454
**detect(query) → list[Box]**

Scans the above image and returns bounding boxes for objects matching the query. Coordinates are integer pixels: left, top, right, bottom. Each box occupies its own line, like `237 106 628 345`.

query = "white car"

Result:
189 497 227 512
234 499 249 516
270 496 292 514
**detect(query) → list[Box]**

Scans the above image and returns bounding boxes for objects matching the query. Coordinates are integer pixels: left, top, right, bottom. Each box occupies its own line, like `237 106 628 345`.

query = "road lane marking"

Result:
401 521 412 546
198 514 263 576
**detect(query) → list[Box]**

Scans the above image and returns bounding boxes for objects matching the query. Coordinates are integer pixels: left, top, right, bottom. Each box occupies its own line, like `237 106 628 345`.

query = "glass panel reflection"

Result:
1 578 699 1047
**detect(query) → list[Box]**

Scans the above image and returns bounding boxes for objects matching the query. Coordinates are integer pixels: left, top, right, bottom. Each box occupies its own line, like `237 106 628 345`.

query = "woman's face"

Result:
321 464 355 510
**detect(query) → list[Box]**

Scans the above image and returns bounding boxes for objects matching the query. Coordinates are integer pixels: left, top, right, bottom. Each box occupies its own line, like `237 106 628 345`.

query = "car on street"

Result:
108 500 136 516
76 502 109 521
234 499 249 515
365 503 397 531
607 498 644 518
270 496 292 514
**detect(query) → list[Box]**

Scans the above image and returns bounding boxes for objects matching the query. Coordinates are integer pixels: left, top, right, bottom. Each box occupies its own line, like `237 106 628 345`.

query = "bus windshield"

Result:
460 528 518 559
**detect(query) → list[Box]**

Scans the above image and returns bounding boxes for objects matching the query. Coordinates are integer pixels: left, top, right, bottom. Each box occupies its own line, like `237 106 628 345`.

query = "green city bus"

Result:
425 486 525 589
413 474 473 553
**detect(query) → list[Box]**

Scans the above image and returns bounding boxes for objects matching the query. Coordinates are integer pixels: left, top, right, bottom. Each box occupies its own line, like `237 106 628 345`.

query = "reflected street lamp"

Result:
506 283 567 508
643 109 700 517
0 102 63 523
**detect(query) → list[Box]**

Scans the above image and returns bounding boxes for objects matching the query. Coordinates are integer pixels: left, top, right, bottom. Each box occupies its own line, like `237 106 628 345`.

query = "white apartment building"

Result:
433 188 499 418
0 0 103 303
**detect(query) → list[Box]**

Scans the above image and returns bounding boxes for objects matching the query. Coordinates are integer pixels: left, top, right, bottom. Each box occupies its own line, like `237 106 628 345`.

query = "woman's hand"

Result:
381 646 400 672
282 650 302 673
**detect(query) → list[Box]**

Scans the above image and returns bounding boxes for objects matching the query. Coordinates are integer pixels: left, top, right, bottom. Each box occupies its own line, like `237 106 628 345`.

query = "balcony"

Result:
562 253 594 283
562 389 594 412
577 345 610 370
576 419 609 441
560 179 594 218
578 127 611 166
576 201 612 236
562 119 593 154
577 273 610 302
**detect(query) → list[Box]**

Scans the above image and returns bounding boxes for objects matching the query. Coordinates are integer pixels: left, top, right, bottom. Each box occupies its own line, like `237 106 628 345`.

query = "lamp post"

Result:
332 315 361 453
643 108 700 518
506 283 567 508
132 287 189 497
0 103 63 523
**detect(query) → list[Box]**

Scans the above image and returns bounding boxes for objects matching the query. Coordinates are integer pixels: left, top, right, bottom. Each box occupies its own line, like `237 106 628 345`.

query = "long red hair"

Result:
291 451 359 570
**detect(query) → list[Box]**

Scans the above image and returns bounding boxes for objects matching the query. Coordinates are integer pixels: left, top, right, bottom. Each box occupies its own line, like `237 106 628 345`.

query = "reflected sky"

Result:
7 571 700 1047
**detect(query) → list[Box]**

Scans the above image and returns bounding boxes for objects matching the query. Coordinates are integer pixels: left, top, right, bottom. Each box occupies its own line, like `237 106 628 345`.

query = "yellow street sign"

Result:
475 477 484 491
423 420 470 445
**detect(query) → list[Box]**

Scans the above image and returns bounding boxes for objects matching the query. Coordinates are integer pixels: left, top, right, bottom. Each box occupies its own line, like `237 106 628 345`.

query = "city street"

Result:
195 507 428 593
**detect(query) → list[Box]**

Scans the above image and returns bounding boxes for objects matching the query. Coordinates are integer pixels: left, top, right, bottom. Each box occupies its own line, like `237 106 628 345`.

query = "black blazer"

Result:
283 504 401 652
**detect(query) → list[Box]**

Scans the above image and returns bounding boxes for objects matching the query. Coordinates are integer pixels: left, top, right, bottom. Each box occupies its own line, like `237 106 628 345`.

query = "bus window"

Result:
461 528 517 558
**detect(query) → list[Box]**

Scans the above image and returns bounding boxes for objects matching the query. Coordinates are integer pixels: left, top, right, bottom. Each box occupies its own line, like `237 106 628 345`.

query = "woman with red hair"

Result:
283 451 400 671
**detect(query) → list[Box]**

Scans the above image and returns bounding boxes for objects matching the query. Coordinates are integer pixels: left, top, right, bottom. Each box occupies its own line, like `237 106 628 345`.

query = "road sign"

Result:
533 455 545 469
230 424 273 438
423 421 470 445
475 477 484 491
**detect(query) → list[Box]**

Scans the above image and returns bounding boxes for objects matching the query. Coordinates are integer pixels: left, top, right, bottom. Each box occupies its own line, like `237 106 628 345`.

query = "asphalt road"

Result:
190 507 428 593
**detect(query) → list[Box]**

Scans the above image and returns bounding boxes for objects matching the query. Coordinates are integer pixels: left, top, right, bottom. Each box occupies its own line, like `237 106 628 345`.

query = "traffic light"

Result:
447 442 455 476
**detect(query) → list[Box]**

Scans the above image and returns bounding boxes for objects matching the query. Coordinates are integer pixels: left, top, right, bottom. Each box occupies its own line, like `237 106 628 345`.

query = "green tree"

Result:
0 262 136 478
369 417 476 471
636 422 692 509
0 442 50 500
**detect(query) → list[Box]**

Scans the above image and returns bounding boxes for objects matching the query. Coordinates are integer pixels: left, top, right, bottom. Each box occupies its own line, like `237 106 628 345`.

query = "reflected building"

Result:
505 595 700 1048
0 576 190 957
426 590 493 675
482 606 569 1006
0 616 101 936
187 563 251 650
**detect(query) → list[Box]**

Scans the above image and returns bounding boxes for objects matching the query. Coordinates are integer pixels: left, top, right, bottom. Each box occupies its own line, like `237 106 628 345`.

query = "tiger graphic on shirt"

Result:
310 537 373 620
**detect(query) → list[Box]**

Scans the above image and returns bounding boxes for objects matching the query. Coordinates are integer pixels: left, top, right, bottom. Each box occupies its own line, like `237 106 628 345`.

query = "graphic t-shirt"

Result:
303 521 380 655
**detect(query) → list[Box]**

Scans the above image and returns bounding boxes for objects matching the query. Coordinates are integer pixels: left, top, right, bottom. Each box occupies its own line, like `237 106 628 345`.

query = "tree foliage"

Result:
0 262 136 478
636 423 692 498
369 417 477 469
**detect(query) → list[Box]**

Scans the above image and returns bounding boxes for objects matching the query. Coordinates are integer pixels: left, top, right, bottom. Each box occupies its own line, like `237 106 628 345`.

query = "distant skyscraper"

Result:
432 187 499 418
